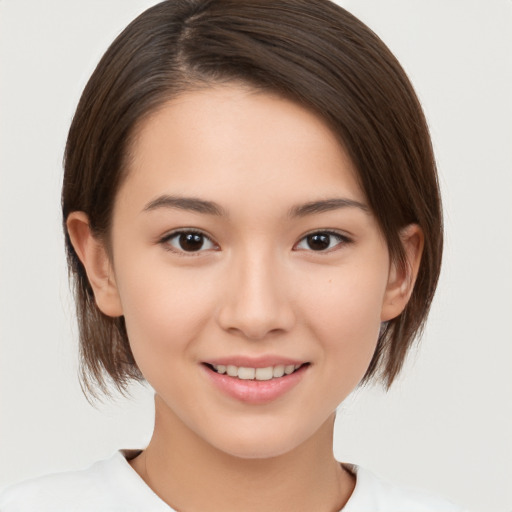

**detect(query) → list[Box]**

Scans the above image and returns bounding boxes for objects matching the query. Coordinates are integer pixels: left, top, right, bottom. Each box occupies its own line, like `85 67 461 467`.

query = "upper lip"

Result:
203 356 308 368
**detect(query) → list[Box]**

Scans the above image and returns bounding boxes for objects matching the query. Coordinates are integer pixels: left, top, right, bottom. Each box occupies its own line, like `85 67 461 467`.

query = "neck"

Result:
130 395 355 512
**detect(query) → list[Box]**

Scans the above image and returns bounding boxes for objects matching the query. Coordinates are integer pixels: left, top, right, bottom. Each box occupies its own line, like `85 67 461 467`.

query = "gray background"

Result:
1 1 511 511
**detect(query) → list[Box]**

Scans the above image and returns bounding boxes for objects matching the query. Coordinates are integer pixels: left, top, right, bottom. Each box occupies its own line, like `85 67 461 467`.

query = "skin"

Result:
68 85 423 512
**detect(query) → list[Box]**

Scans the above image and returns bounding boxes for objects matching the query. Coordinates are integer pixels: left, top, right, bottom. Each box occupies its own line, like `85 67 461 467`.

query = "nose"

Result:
216 250 296 340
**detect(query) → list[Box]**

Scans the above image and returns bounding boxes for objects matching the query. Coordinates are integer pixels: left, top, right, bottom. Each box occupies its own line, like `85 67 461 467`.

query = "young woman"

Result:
0 1 469 510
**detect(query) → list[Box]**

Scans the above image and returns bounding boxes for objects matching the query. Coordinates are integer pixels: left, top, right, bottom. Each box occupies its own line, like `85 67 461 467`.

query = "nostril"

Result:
215 278 296 339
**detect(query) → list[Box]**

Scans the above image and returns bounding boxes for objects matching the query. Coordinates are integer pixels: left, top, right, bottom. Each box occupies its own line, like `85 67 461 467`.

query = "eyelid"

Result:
157 228 351 254
293 229 353 252
159 228 219 254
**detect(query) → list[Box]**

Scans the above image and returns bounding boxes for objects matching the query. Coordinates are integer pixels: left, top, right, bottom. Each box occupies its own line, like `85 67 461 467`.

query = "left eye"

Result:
162 231 217 253
295 231 349 252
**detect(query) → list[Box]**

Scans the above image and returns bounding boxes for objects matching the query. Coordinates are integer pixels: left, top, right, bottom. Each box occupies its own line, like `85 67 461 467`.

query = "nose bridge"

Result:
217 245 295 339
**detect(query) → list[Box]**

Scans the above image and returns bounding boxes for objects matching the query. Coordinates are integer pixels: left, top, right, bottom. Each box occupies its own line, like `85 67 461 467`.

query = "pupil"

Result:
307 233 330 251
179 233 204 251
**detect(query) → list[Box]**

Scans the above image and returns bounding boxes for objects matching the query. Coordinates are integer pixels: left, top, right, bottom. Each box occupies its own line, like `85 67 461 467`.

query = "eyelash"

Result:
293 230 352 253
159 229 352 255
159 229 218 255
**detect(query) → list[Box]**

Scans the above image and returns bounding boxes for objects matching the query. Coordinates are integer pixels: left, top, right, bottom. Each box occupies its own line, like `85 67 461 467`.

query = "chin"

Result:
203 417 329 461
215 436 301 460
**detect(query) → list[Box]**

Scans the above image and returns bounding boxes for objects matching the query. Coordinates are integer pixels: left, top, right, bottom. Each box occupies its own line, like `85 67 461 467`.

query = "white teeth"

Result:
211 363 303 380
238 367 256 380
226 365 238 377
255 367 274 381
284 365 295 375
273 365 285 378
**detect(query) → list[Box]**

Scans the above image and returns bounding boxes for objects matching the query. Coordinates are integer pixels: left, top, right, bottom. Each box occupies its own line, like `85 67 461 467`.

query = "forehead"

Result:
119 85 366 215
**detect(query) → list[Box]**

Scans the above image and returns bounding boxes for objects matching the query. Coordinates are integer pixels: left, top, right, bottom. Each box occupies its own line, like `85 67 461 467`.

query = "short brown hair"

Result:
63 0 442 397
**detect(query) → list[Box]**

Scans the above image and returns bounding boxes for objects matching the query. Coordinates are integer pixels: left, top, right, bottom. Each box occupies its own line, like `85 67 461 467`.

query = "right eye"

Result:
294 230 351 253
161 230 217 254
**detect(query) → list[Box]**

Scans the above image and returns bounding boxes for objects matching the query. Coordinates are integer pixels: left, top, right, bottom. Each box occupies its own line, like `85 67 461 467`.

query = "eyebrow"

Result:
288 198 370 217
143 194 369 218
143 195 226 216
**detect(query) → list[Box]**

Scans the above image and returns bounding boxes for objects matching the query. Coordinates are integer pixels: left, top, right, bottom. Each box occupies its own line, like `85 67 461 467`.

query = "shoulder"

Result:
0 451 172 512
343 464 468 512
0 455 123 512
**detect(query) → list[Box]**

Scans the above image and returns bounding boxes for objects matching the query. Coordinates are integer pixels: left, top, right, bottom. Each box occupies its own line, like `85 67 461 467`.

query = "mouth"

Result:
204 363 309 381
202 360 310 403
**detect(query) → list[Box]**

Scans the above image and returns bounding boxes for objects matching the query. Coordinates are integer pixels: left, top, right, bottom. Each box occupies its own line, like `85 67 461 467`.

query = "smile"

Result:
202 357 310 404
209 364 304 381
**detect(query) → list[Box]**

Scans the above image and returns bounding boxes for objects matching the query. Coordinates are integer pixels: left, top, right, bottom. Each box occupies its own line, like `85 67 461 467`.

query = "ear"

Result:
66 212 123 317
381 224 424 322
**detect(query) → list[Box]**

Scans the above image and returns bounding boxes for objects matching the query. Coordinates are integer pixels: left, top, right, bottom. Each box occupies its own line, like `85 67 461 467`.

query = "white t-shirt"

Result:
0 450 468 511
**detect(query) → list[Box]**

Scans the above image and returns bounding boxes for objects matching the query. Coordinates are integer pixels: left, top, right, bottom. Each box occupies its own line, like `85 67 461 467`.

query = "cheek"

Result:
298 263 387 377
113 258 220 372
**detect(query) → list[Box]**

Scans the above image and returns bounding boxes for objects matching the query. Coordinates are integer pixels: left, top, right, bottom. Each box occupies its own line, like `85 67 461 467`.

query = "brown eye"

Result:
179 233 205 251
295 231 350 252
163 230 216 253
306 233 331 251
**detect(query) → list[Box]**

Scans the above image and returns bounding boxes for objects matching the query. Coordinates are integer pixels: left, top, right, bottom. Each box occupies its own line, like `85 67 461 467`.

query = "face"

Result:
95 85 406 458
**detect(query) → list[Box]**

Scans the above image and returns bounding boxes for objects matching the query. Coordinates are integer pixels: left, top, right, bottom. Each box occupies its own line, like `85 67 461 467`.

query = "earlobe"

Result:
381 224 424 322
66 212 123 317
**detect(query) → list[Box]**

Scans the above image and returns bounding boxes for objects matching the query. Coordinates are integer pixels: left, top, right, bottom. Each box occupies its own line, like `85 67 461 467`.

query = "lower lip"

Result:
202 365 308 404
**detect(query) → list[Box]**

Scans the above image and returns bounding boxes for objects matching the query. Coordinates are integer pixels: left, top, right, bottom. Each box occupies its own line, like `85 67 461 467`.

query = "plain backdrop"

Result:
1 1 511 511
